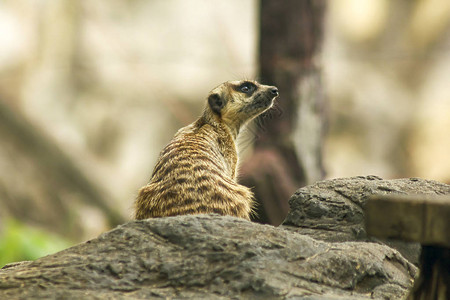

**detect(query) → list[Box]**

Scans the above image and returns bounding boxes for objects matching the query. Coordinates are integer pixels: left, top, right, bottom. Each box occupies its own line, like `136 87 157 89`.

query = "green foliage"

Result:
0 218 71 268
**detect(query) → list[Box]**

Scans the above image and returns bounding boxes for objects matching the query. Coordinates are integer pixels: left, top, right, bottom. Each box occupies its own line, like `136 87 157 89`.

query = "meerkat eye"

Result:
239 82 256 94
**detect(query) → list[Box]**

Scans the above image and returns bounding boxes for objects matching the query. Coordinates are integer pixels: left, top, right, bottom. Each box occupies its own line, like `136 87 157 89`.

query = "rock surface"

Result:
282 176 450 263
2 176 449 299
1 215 415 299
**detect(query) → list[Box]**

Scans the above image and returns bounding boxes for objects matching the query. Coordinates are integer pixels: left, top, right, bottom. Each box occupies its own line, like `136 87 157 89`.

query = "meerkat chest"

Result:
200 126 238 179
216 136 238 178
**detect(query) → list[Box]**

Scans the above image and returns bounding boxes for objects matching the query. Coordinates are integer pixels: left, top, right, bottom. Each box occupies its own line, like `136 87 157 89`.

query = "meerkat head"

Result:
205 80 279 135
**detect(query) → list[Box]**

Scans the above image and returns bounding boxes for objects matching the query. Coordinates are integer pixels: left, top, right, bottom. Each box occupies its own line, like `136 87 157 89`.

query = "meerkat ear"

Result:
208 93 225 116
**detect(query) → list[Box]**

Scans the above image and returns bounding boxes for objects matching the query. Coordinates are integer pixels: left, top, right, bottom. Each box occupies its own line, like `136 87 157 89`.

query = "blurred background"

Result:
0 0 449 266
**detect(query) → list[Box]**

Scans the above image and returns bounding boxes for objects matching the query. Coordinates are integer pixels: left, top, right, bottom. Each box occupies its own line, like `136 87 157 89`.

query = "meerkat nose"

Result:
270 87 279 96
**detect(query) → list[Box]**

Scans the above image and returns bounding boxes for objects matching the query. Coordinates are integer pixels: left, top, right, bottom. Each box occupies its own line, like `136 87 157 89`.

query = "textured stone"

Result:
1 214 415 299
282 176 450 263
3 176 449 299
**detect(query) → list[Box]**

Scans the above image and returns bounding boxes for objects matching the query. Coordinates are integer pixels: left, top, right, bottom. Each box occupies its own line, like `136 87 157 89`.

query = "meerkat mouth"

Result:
253 91 277 110
238 92 277 114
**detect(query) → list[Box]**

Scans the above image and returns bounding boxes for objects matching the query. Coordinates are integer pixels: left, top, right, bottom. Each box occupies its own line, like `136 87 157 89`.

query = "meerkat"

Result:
134 80 279 220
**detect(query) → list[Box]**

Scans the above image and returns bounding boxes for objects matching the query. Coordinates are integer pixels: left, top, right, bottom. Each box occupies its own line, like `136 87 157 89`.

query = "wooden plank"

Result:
365 195 450 247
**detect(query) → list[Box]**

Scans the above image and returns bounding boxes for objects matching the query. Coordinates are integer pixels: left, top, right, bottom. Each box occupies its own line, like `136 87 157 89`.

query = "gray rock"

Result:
3 176 448 299
282 176 450 264
1 214 415 299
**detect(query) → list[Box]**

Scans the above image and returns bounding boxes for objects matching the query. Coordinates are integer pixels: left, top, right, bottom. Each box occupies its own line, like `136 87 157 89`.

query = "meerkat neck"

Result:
199 109 240 140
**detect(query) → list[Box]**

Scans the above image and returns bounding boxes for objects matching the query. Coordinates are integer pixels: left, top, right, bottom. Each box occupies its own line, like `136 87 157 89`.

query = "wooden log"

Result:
365 194 450 247
365 194 450 300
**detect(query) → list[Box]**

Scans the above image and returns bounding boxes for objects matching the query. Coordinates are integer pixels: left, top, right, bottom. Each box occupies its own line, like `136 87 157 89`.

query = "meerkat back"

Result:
134 80 279 220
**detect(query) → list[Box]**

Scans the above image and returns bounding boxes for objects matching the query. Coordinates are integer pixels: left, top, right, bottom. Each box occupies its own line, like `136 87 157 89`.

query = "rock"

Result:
282 176 450 264
3 176 449 299
0 214 416 299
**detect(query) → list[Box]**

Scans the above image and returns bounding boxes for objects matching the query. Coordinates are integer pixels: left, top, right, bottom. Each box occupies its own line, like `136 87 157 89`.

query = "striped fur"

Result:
135 80 278 220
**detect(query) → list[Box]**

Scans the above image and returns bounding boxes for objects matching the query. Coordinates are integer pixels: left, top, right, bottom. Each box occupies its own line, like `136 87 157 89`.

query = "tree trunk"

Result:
241 0 327 225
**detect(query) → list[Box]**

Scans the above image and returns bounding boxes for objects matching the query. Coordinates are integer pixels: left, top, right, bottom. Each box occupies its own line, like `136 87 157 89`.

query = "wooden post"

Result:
365 195 450 299
241 0 327 225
